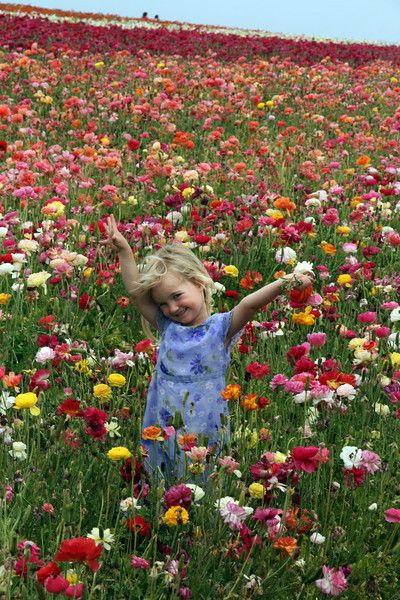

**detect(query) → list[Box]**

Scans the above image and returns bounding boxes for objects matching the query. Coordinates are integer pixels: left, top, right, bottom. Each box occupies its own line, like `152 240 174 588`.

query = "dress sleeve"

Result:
155 310 170 334
220 310 245 354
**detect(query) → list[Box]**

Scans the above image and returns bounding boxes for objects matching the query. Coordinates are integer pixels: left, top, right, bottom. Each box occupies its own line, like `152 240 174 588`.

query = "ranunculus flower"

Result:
107 446 132 461
384 508 400 523
107 373 126 387
55 538 103 572
14 392 40 416
93 384 112 401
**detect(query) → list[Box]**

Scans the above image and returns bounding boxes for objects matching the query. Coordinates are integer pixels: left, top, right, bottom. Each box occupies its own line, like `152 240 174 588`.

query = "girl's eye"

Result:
174 294 181 299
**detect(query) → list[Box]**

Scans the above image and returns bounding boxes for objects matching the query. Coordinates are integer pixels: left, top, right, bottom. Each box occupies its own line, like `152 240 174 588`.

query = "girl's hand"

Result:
283 272 314 291
101 215 131 253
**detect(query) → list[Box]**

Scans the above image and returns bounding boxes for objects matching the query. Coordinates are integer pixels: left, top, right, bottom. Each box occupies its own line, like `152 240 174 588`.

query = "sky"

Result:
10 0 400 45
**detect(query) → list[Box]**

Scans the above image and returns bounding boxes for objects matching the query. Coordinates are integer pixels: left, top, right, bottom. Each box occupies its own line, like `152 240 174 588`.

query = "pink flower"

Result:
384 508 400 523
164 484 192 509
65 583 83 598
357 311 376 323
373 326 391 338
360 450 381 474
219 455 240 473
185 446 210 463
269 374 289 390
131 555 150 569
307 332 327 347
291 446 329 473
315 565 348 596
220 501 249 530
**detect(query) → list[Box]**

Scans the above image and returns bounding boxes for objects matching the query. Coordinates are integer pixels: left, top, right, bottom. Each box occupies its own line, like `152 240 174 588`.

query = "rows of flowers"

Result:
0 5 400 598
1 3 400 65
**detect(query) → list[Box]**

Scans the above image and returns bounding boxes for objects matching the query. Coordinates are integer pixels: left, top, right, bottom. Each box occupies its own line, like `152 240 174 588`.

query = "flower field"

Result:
1 4 400 598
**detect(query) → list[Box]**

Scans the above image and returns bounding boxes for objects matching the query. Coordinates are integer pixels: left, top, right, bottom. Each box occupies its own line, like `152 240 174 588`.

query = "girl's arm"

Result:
102 216 158 327
225 272 313 345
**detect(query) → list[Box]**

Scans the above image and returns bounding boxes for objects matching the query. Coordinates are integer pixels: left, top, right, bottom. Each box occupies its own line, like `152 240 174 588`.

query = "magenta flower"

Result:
315 565 348 596
164 484 192 509
131 555 150 569
307 332 327 347
291 446 329 473
357 311 376 323
360 450 381 474
384 508 400 523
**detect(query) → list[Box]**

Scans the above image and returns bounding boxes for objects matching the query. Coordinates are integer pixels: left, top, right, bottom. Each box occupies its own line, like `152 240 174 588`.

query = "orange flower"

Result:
356 154 371 167
320 242 336 256
117 296 129 308
221 384 241 401
178 433 197 448
273 197 296 213
3 372 23 389
241 394 258 410
272 536 298 557
142 426 163 441
240 271 263 290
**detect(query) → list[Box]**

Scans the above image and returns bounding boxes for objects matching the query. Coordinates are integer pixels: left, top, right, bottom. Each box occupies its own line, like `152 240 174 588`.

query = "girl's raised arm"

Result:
102 215 158 328
225 272 313 346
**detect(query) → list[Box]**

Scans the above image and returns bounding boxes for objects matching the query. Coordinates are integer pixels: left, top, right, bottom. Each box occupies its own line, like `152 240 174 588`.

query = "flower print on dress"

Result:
190 354 205 375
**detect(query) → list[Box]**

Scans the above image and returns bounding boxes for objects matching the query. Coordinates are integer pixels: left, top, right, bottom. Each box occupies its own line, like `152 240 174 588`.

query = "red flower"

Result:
246 361 269 379
127 139 140 151
78 293 93 310
225 290 239 300
0 140 7 152
289 285 313 307
29 369 51 392
291 446 329 473
126 516 151 536
37 561 61 584
55 537 103 572
194 235 211 245
135 338 153 353
57 399 82 417
343 466 366 488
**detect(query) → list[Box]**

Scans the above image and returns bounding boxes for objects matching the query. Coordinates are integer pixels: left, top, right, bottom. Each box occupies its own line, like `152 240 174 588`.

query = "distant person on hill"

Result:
141 12 148 18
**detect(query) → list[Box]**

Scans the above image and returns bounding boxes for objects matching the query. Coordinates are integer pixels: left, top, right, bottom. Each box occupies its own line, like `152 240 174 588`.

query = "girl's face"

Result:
151 272 208 327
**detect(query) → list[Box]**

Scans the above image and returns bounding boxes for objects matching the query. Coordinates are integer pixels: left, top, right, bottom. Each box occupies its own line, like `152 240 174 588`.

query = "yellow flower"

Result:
14 392 40 416
224 265 239 278
94 61 104 69
274 451 287 464
163 506 189 527
248 482 265 499
128 196 138 206
41 200 65 219
257 102 265 109
348 338 367 351
292 306 315 326
390 352 400 367
337 274 353 286
266 100 274 109
93 384 112 401
175 230 189 242
26 271 51 288
83 268 93 278
0 293 11 304
107 446 132 461
182 187 195 199
107 373 126 387
336 226 351 235
74 360 93 376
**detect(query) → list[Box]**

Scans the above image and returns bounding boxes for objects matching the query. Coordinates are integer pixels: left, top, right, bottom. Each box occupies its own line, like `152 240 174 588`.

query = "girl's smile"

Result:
151 272 209 327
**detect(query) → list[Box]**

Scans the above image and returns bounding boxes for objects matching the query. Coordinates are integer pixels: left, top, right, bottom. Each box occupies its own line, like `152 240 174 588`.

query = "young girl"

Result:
103 215 313 479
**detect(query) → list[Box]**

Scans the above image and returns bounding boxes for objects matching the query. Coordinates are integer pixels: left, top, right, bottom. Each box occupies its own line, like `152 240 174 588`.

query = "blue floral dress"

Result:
141 310 242 479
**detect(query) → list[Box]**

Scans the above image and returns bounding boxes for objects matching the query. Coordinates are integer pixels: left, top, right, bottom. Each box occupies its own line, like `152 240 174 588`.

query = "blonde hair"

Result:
135 243 215 339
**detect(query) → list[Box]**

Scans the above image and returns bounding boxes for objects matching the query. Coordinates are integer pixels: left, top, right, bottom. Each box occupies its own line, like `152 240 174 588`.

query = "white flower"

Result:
336 384 356 400
185 484 205 503
120 496 142 513
387 332 399 350
86 527 115 550
35 346 56 363
374 403 390 416
9 441 27 460
340 446 362 469
0 263 15 276
368 503 378 511
214 496 235 510
310 532 326 544
0 227 8 238
275 247 297 264
390 307 400 322
104 420 121 437
294 261 314 274
213 281 225 294
165 211 183 224
17 239 39 254
0 391 15 414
